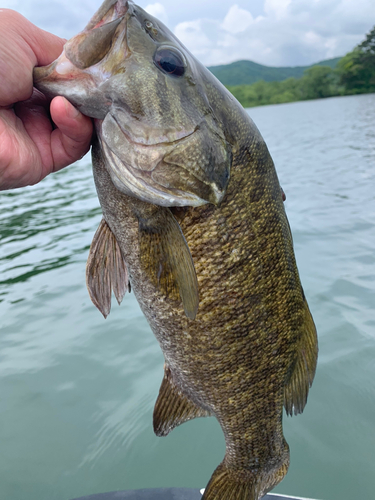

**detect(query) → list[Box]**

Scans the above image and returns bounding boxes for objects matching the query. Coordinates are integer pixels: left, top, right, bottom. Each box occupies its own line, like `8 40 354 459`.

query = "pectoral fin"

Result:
284 299 318 416
154 366 210 437
138 206 199 320
86 217 129 318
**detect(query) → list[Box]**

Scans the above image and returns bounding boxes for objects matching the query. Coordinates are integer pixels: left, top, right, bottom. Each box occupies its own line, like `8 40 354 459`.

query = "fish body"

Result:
34 2 318 499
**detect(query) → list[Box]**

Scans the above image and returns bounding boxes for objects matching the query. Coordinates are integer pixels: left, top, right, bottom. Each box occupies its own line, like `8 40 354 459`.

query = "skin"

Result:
0 9 93 191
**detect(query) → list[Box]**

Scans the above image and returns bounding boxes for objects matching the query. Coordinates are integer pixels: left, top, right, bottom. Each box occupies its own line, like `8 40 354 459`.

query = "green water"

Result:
1 94 374 500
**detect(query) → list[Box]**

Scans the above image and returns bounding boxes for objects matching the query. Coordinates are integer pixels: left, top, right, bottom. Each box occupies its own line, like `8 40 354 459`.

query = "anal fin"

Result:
86 217 129 318
284 299 318 416
153 366 210 437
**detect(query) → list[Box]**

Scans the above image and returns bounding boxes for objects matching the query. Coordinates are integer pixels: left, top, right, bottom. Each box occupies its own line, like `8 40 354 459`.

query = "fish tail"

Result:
202 458 289 500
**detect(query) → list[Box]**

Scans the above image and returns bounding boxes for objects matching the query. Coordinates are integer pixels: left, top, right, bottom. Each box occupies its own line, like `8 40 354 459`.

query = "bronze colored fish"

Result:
34 1 318 499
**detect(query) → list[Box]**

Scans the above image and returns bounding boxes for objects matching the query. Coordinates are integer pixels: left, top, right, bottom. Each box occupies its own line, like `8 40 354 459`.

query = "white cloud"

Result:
173 0 375 67
174 20 214 57
0 0 103 38
221 5 254 34
1 0 374 67
264 0 292 18
144 3 168 25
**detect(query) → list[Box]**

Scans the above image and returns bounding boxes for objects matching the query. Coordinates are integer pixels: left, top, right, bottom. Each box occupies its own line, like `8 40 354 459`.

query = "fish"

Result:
33 1 318 499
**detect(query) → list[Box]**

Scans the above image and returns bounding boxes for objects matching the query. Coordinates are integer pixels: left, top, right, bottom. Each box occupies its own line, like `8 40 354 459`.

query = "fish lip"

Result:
86 0 130 30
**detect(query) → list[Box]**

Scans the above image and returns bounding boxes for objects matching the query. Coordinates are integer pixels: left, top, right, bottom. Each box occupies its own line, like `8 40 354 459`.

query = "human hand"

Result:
0 9 93 190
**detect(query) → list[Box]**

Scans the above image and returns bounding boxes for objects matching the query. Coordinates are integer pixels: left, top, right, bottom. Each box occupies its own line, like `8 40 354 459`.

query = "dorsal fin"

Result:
284 299 318 416
153 366 211 437
86 217 129 318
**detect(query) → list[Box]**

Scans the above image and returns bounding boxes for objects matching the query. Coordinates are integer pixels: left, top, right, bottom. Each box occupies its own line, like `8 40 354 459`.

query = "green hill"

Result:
207 57 342 86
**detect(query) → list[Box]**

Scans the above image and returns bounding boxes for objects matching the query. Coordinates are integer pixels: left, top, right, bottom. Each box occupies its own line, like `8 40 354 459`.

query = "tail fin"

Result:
202 459 289 500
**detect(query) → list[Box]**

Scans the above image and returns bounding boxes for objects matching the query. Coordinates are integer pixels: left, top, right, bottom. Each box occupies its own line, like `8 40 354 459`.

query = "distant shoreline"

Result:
238 91 375 110
226 77 374 109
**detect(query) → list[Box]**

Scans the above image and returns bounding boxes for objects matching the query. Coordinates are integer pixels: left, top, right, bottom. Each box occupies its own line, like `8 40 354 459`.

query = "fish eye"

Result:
154 47 186 78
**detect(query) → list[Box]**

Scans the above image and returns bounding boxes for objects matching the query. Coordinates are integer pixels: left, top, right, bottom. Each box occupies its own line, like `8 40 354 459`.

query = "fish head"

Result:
33 0 232 207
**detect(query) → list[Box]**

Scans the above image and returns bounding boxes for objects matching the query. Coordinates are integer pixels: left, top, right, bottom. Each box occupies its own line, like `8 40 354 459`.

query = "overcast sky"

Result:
2 0 374 67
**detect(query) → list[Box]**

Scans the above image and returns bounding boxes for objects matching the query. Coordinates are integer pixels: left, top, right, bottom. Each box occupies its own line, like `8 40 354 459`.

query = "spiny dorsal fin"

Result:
86 217 129 318
138 207 199 320
284 299 318 416
153 366 210 437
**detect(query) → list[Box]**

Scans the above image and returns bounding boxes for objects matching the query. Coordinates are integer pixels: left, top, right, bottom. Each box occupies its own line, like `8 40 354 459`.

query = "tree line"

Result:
227 26 375 108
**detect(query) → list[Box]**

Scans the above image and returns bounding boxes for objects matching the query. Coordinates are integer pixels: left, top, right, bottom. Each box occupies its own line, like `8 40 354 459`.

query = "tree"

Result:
337 25 375 93
300 66 336 99
358 26 375 55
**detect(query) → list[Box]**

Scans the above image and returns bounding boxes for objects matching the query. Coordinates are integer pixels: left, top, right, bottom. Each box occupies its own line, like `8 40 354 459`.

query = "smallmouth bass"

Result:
33 1 318 499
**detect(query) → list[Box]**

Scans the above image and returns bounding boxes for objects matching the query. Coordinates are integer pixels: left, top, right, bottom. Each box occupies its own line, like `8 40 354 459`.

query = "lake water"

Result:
1 94 375 500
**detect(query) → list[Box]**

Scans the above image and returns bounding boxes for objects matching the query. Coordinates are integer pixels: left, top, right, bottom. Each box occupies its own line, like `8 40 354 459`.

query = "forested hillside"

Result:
208 58 341 86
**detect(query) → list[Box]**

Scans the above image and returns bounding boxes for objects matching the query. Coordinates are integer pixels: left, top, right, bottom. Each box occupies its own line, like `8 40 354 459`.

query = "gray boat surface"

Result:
71 488 320 500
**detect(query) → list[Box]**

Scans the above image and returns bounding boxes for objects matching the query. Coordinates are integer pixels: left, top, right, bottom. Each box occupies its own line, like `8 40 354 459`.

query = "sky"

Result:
2 0 374 67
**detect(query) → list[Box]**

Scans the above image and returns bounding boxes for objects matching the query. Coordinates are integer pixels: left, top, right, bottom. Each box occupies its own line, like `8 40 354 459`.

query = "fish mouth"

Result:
33 0 131 117
85 0 130 32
